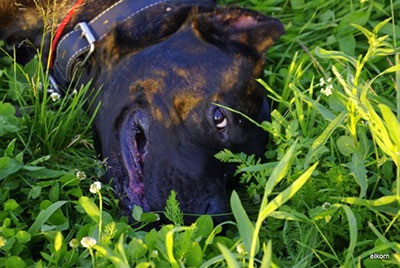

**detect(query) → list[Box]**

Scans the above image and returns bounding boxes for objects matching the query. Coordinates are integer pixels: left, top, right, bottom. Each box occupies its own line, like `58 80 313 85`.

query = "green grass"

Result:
1 0 400 267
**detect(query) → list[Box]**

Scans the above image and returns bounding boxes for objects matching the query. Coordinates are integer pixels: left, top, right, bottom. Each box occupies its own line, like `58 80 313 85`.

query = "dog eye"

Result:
213 108 227 131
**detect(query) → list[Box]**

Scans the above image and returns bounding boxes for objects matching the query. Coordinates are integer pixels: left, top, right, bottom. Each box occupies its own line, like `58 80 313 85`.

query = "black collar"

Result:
50 0 215 92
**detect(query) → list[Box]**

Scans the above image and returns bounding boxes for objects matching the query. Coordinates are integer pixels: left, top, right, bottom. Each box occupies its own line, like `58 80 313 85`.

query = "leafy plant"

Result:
164 190 184 226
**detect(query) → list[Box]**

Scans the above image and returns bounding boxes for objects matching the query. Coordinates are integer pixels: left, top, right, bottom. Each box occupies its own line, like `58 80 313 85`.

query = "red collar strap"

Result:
49 0 85 68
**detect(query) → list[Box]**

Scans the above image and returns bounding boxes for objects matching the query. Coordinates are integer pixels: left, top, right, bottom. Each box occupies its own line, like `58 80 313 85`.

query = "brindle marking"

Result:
0 0 284 223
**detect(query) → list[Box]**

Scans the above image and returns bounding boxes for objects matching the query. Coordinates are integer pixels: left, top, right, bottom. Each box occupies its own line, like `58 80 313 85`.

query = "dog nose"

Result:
182 197 231 225
204 197 228 215
205 199 231 224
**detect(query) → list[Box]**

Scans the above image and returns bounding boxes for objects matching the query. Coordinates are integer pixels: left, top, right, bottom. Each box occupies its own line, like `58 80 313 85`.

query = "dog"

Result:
0 0 284 222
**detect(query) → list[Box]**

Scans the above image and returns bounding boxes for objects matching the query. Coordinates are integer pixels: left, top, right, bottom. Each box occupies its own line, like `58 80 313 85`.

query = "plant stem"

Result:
89 248 96 267
248 218 263 268
98 191 103 241
397 159 400 204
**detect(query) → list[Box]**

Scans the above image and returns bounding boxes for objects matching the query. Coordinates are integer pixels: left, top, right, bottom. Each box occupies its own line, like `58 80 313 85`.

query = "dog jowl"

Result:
0 0 284 222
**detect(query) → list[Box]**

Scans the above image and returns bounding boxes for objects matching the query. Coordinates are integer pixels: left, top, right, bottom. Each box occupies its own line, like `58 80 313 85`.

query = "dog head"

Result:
80 4 284 221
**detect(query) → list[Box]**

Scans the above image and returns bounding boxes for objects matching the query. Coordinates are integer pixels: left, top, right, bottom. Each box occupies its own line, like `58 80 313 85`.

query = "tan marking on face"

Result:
130 78 165 96
154 107 164 123
256 38 274 53
245 79 258 97
172 66 208 100
173 93 203 122
174 67 190 80
252 59 265 83
130 78 170 125
219 60 240 92
231 33 249 46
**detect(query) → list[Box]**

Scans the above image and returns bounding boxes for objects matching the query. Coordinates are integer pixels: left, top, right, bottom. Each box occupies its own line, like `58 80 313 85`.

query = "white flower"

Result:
0 236 6 248
321 84 333 96
150 250 159 258
80 236 97 248
50 92 61 102
319 77 333 96
236 243 247 255
69 238 79 248
322 202 331 210
319 77 325 87
76 171 87 180
90 181 102 194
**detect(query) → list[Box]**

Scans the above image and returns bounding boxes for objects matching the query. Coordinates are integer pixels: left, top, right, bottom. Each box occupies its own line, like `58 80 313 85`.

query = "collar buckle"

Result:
71 22 96 77
76 22 96 66
48 74 63 96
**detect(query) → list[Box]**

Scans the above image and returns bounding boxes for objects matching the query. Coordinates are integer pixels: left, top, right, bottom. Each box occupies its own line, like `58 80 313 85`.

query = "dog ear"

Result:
194 8 284 54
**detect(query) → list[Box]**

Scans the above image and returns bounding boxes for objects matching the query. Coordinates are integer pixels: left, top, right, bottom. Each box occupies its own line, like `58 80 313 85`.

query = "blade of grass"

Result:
94 240 130 268
166 226 193 268
305 111 347 166
28 200 68 234
217 243 240 268
314 47 357 67
263 139 298 208
199 255 226 268
249 162 319 268
260 162 318 220
79 196 100 223
342 205 357 266
260 241 273 268
338 195 398 207
230 190 257 254
292 85 336 120
368 222 400 254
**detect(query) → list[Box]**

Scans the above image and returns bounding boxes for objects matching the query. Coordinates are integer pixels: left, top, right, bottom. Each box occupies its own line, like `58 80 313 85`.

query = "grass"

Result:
1 0 400 267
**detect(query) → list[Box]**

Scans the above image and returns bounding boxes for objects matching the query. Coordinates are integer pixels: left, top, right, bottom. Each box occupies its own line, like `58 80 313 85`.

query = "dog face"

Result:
87 6 284 220
0 0 283 221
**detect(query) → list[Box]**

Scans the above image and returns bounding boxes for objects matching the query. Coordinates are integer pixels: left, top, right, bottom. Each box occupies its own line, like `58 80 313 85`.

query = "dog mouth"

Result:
120 113 150 210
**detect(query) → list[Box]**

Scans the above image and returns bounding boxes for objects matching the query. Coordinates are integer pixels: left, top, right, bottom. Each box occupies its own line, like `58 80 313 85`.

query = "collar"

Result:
49 0 85 69
49 0 216 92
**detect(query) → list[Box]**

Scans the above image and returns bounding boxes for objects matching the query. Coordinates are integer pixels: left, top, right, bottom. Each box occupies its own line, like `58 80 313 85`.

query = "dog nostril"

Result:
134 125 147 165
204 198 227 215
135 126 146 153
205 203 213 214
202 198 231 224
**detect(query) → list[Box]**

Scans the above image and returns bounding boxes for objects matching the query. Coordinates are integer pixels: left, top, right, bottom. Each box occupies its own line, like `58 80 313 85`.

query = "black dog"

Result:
0 0 284 221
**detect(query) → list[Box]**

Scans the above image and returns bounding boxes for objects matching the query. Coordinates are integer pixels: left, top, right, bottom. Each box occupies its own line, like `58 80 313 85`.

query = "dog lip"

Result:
121 113 150 210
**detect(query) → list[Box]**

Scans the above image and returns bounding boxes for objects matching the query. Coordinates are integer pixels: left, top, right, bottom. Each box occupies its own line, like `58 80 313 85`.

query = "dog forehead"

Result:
134 29 250 90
